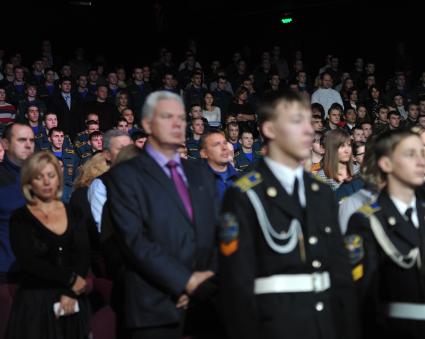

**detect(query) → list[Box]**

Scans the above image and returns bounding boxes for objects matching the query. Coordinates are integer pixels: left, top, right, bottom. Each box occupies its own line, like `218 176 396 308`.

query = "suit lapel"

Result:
59 95 71 113
140 152 193 224
182 160 203 225
379 192 419 248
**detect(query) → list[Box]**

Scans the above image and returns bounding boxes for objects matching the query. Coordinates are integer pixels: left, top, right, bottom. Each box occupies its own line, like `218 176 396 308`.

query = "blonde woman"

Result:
7 151 90 339
69 153 109 276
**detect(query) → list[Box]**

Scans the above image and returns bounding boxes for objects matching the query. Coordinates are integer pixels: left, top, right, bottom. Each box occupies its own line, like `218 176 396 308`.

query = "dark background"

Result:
2 0 422 77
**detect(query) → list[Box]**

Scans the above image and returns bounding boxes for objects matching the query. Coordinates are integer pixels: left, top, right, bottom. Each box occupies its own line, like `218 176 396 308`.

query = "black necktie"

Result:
405 207 417 229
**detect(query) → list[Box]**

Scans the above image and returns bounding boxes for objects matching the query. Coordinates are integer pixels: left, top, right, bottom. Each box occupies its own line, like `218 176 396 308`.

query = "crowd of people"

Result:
1 40 425 339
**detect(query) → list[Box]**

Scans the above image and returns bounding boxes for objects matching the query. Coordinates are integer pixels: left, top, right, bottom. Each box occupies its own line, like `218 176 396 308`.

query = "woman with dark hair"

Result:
365 85 385 119
346 130 425 339
317 129 363 201
344 88 360 111
340 77 355 101
202 91 221 128
356 104 371 125
6 151 90 339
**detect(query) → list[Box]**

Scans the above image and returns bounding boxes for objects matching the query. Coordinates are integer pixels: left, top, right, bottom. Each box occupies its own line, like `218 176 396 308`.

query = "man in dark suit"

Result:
219 91 359 339
47 77 81 139
106 91 218 339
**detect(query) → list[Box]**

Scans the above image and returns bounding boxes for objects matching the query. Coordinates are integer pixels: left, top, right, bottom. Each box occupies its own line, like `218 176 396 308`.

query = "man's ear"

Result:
2 138 9 151
378 156 392 174
200 148 207 159
142 118 152 135
261 121 275 142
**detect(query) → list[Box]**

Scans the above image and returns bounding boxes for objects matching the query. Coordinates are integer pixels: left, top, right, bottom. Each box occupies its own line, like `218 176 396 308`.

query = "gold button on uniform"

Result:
315 302 324 311
267 187 277 198
311 183 320 192
312 260 322 269
309 236 318 245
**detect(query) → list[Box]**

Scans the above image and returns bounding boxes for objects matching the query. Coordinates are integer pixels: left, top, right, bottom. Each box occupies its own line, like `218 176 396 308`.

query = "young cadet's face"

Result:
383 135 425 188
264 101 314 162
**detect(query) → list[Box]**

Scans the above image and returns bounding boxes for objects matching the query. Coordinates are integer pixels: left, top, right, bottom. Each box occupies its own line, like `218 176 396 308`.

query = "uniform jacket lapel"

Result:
378 191 419 248
258 161 303 222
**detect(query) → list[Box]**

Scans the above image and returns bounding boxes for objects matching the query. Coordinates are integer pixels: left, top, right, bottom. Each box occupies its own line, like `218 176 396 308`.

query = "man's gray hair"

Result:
103 129 129 151
141 91 185 120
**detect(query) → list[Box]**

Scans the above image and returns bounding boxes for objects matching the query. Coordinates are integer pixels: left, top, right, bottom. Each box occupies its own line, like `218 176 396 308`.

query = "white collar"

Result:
390 195 416 214
390 195 418 228
264 157 305 206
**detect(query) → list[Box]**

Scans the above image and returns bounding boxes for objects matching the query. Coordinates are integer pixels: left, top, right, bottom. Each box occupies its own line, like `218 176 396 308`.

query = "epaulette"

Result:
233 171 262 192
65 148 75 154
312 173 327 184
358 201 380 217
234 151 241 157
75 141 86 148
81 152 92 158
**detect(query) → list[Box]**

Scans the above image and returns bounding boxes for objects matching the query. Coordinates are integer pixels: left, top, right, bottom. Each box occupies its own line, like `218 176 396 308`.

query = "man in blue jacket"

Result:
200 130 239 202
0 123 34 338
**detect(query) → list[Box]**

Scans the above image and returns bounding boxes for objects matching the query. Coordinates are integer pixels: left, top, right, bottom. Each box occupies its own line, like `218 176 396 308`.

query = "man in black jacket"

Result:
47 77 81 139
106 91 218 339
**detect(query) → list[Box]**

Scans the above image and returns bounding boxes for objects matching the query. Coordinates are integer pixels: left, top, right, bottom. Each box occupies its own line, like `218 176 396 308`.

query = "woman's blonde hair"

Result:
73 153 109 189
21 151 63 204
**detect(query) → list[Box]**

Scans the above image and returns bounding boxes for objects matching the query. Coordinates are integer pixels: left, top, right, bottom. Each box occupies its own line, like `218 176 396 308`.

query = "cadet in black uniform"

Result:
346 130 425 339
219 91 359 339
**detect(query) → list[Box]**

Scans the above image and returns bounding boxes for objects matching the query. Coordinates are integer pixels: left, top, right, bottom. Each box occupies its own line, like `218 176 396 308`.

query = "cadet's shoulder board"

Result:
65 148 75 154
233 171 262 192
219 212 239 256
234 151 241 158
358 201 380 218
81 152 91 158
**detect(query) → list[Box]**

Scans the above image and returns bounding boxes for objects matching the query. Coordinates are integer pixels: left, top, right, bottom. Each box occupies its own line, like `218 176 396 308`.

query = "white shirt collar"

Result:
390 195 418 228
264 157 306 207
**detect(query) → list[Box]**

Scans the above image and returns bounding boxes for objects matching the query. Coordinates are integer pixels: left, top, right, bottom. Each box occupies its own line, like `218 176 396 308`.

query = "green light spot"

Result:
281 17 293 24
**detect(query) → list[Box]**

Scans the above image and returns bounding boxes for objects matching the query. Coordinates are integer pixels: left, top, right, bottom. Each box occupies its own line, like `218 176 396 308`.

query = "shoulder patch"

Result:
219 212 239 256
234 171 262 192
358 202 380 217
352 264 364 281
344 234 364 265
